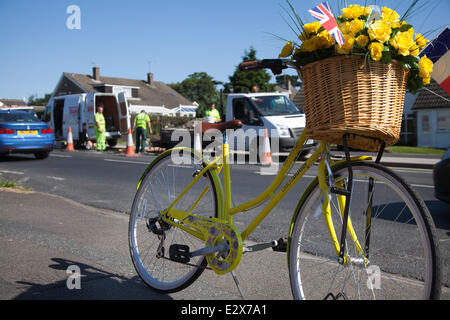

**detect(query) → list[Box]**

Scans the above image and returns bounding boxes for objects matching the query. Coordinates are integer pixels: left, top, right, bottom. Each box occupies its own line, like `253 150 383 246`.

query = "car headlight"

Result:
277 125 291 138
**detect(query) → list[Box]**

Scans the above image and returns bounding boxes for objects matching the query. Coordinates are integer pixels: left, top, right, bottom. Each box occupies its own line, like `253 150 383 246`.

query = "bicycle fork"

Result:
320 134 385 265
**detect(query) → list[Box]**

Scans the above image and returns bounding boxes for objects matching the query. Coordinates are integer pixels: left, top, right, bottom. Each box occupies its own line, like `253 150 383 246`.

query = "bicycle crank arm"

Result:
243 240 278 253
190 242 229 257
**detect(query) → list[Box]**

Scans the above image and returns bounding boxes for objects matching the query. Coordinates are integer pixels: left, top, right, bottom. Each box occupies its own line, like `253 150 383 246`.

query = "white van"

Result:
44 92 130 148
225 92 316 157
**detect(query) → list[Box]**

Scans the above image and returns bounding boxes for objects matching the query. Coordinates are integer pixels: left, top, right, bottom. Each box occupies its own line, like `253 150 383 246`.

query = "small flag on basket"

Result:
309 1 345 45
420 27 450 95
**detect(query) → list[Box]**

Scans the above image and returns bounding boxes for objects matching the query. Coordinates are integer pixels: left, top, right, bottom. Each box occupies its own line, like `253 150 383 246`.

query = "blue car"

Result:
0 110 54 159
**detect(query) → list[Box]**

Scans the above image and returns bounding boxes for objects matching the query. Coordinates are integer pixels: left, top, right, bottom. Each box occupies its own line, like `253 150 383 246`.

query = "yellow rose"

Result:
368 20 392 43
300 37 318 52
422 75 431 85
342 5 365 20
381 7 400 25
279 41 294 58
299 21 322 40
418 55 433 79
315 30 334 49
410 44 420 56
368 42 384 61
350 19 365 35
336 34 355 54
340 21 352 35
415 33 428 49
390 31 415 56
356 35 369 47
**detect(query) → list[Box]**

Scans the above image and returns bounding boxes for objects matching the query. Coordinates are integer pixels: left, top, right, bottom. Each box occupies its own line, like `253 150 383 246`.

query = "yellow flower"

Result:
415 33 429 49
315 30 334 49
410 44 420 56
368 42 384 61
279 41 294 58
355 35 369 47
299 21 322 40
300 37 318 52
418 55 433 79
368 20 392 43
336 34 355 55
342 5 365 20
381 7 400 25
422 76 431 85
390 31 415 56
340 21 352 35
350 19 365 35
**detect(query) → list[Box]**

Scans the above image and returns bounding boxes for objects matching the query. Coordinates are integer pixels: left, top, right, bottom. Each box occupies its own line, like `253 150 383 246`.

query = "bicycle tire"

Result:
129 149 219 293
288 161 442 300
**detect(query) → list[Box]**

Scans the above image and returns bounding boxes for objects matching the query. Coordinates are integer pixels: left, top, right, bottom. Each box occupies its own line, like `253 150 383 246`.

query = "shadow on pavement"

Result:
12 258 171 300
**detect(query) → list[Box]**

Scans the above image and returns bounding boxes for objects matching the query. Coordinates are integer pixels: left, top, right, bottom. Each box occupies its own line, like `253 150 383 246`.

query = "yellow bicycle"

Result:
128 60 441 300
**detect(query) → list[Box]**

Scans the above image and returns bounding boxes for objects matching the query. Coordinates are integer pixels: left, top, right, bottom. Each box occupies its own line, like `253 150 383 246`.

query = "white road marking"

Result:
50 154 72 158
104 158 149 165
46 176 65 181
0 170 24 175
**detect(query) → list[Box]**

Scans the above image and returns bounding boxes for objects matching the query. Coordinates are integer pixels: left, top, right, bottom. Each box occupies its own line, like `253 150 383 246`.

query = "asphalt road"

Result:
0 149 449 290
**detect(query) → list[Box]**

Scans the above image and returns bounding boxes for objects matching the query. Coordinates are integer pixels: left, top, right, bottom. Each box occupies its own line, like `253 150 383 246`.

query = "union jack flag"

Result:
308 2 345 45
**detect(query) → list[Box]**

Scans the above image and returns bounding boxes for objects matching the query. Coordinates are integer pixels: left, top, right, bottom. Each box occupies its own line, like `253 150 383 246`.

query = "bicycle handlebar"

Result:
238 59 290 75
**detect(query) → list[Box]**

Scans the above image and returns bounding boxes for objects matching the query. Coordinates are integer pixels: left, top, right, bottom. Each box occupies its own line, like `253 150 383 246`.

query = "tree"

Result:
224 47 276 93
27 93 51 106
169 72 222 118
275 74 302 88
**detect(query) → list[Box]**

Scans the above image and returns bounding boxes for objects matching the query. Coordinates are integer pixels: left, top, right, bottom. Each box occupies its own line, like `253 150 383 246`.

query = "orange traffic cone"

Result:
259 128 272 166
124 128 137 157
194 132 202 154
66 126 74 151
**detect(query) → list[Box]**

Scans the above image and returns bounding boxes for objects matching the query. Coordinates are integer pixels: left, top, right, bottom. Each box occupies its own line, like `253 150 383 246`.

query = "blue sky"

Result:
0 0 448 101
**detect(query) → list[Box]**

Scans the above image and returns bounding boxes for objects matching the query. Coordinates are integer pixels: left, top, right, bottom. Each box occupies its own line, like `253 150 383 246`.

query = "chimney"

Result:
147 72 153 85
93 66 100 81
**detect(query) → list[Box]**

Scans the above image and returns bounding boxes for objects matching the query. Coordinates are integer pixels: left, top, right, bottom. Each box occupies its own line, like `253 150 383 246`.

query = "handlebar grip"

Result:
239 61 260 71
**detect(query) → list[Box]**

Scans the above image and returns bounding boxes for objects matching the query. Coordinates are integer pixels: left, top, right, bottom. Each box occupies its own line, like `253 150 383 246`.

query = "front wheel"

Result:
288 162 441 300
129 148 219 293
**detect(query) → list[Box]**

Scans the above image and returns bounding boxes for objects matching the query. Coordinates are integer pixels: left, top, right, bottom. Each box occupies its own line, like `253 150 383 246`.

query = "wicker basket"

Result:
299 55 409 151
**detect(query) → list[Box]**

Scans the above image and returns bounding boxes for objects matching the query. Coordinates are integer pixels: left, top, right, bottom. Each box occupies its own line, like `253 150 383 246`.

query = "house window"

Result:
422 115 430 133
437 112 450 131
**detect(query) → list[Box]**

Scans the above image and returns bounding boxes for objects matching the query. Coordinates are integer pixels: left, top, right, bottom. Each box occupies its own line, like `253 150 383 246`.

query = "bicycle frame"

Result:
150 130 371 260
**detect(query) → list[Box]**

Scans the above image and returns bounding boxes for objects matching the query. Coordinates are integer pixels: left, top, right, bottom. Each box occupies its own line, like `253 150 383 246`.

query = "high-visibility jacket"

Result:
94 113 105 132
134 113 150 129
205 109 220 121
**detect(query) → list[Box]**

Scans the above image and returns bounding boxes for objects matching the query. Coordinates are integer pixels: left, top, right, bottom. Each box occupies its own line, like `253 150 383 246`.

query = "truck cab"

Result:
225 93 316 157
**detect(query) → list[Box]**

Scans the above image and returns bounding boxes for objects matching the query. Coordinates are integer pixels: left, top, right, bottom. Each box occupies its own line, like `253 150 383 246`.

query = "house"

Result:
50 67 198 117
0 98 28 108
412 78 450 148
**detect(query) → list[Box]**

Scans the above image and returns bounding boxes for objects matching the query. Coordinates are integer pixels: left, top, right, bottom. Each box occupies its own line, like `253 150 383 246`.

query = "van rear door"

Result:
85 92 96 139
117 92 130 134
62 95 81 141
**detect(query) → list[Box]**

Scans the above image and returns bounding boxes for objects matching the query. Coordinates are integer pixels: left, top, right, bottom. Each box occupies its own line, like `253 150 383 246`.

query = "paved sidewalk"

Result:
0 188 448 300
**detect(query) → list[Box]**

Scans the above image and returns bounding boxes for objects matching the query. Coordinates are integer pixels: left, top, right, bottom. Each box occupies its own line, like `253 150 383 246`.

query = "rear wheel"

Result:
288 162 441 300
129 149 219 293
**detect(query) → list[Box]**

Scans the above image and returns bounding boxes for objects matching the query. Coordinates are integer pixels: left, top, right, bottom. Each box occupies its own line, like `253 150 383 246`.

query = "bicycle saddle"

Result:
200 120 243 134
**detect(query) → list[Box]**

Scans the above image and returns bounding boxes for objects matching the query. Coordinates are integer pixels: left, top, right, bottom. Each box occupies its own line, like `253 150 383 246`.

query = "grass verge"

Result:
386 146 445 155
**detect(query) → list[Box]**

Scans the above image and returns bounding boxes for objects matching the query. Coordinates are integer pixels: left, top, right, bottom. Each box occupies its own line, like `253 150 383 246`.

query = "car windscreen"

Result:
0 112 41 123
249 95 302 116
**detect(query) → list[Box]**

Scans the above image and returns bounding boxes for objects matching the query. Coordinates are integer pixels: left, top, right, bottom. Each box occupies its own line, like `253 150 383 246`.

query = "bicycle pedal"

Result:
272 237 288 252
169 244 190 263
